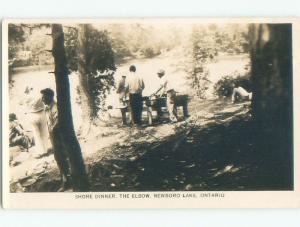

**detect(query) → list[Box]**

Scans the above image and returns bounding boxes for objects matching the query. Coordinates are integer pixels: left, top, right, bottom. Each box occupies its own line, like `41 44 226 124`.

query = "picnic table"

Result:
124 94 189 125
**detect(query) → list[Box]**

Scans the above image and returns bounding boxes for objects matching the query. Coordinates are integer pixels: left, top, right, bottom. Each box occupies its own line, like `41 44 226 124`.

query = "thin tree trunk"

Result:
78 25 93 120
77 25 95 135
51 24 89 191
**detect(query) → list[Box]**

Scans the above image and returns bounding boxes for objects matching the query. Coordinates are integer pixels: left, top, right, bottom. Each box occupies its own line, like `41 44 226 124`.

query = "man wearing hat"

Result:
41 88 72 191
154 69 178 123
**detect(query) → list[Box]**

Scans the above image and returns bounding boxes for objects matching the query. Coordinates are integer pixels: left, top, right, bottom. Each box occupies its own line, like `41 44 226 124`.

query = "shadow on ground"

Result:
11 99 293 192
87 113 292 192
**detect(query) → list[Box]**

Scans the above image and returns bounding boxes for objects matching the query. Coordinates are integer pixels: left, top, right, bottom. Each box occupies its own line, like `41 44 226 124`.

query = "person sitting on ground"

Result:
231 84 253 103
9 113 34 151
153 69 178 123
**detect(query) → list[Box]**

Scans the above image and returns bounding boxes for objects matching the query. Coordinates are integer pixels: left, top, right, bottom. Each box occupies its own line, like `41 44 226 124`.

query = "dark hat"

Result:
129 65 136 72
40 88 54 97
9 113 17 121
157 69 165 75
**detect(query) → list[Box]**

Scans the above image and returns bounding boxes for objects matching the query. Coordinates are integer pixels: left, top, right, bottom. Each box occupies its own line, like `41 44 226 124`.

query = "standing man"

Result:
29 97 49 156
116 75 127 125
125 65 145 125
22 87 49 156
154 69 178 123
41 88 72 191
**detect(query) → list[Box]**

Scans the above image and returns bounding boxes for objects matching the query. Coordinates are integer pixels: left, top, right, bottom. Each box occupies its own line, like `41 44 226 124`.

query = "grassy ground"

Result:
10 97 293 192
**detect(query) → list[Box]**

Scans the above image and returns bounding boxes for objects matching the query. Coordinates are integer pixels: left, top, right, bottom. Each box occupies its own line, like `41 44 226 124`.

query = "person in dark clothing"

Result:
125 65 145 125
129 93 143 125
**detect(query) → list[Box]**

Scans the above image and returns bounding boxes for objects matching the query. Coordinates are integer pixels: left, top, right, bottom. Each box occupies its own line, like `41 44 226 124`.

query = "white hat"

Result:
157 69 165 75
30 98 45 113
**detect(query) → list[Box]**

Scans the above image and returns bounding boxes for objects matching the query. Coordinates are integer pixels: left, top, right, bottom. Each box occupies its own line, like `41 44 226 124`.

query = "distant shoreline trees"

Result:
186 24 249 99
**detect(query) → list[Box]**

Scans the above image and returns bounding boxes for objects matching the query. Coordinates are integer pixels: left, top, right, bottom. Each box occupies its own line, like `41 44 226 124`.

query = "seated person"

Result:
9 113 34 151
232 85 252 103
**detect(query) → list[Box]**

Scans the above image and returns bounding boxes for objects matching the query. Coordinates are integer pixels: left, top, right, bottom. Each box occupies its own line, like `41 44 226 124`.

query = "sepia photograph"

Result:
2 18 299 208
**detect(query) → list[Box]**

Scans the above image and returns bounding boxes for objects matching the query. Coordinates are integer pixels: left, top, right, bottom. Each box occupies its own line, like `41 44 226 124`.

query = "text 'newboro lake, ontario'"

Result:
74 192 225 200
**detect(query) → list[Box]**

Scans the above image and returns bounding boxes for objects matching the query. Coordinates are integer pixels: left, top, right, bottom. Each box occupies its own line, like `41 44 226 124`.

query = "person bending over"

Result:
231 85 252 103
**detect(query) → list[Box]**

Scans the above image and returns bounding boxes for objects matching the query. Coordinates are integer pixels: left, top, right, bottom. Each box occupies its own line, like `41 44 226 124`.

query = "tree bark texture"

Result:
250 24 293 187
51 24 89 191
78 24 94 123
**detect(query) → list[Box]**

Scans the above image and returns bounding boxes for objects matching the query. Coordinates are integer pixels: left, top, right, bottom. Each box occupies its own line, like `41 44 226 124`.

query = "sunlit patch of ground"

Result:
9 52 264 192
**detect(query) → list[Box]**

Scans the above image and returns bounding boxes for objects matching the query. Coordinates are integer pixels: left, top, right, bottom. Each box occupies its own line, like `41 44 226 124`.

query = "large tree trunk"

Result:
51 24 89 191
78 25 94 124
250 24 293 187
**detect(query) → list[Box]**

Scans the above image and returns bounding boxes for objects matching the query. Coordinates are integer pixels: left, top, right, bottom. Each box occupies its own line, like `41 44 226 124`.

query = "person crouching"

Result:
231 85 253 103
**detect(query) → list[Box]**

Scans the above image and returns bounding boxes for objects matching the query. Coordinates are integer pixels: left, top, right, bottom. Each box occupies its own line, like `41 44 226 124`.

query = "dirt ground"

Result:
10 52 289 192
10 96 291 192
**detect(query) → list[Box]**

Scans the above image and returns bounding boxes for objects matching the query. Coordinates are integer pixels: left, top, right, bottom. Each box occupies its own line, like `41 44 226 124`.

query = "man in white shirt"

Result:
116 75 127 125
231 85 253 103
41 88 72 191
29 97 49 156
21 87 49 156
125 65 145 125
154 69 178 123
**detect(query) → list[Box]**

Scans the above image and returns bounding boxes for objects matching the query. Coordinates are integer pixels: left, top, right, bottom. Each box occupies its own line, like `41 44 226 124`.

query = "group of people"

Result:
10 87 72 191
9 64 180 191
9 64 253 191
116 65 179 126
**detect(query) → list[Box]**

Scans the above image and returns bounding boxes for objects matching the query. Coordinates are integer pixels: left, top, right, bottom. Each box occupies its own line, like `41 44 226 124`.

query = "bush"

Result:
12 59 33 67
214 74 251 98
141 47 161 58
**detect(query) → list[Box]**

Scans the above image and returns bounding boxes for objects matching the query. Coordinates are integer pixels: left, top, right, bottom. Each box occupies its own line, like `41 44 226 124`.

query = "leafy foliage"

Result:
64 27 80 71
214 73 251 98
186 25 250 98
8 24 25 60
8 24 53 67
210 24 250 54
107 24 181 61
65 25 116 119
186 28 216 98
141 46 161 58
